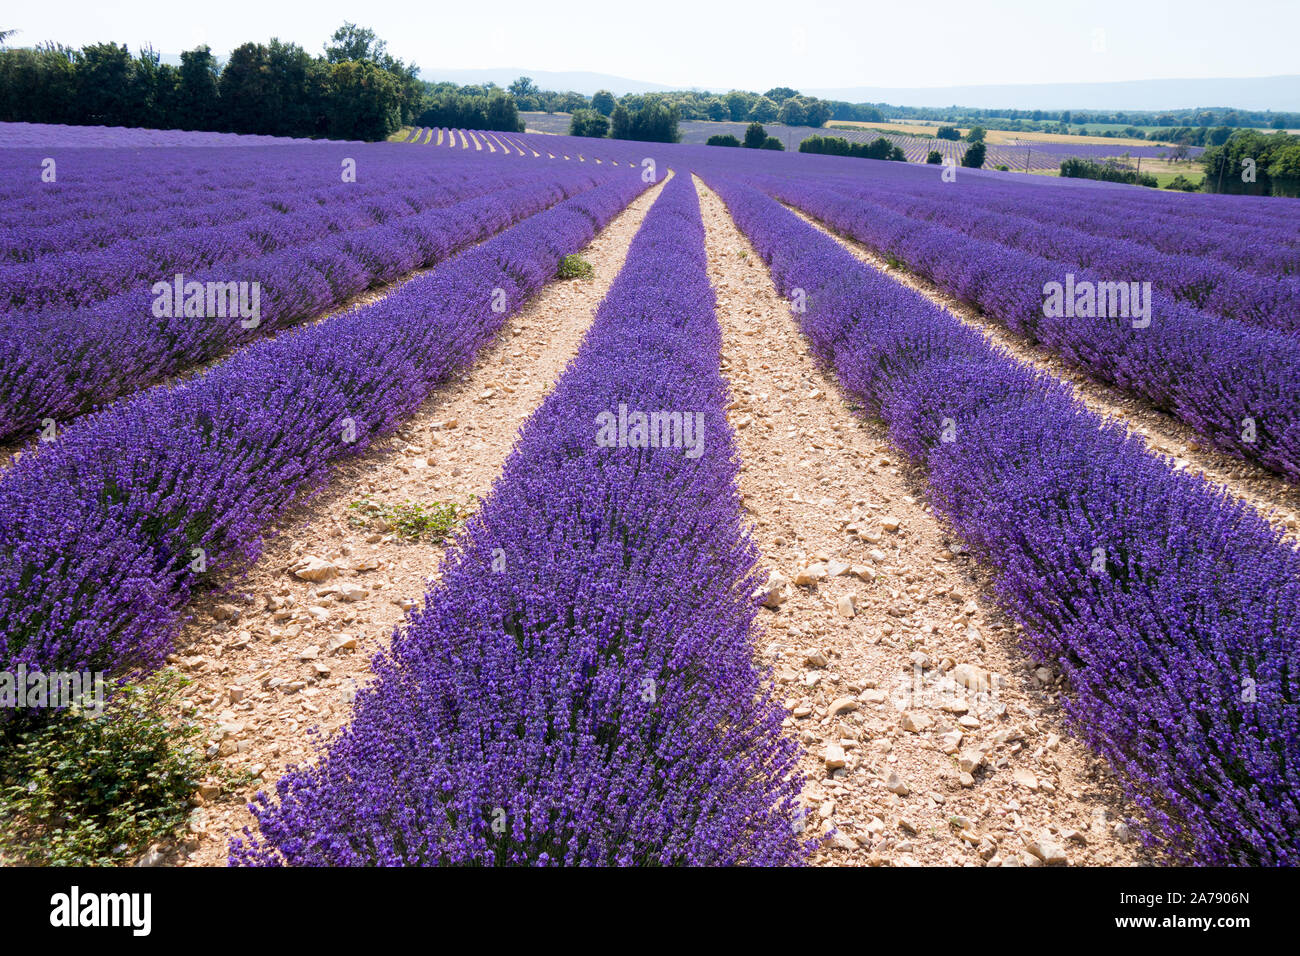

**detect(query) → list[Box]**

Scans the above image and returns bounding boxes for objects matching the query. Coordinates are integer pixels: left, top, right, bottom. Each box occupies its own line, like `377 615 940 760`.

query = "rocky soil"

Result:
173 176 669 866
785 202 1300 542
134 168 1163 867
697 177 1145 867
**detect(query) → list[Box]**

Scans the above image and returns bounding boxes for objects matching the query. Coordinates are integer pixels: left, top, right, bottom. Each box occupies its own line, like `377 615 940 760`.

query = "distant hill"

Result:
418 68 1299 112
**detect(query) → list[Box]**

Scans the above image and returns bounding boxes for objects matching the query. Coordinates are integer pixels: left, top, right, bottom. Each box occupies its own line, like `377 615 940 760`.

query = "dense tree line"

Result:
528 80 837 129
568 96 678 142
416 88 522 133
799 134 904 161
1201 130 1300 197
0 24 438 140
1060 157 1158 188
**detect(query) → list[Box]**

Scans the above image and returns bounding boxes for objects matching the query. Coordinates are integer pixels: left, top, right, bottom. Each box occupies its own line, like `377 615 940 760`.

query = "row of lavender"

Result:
1 155 567 309
760 171 1300 481
708 174 1300 865
0 121 354 149
0 145 406 240
0 153 611 441
841 169 1300 277
782 170 1300 329
232 174 807 867
514 132 1293 240
0 172 648 698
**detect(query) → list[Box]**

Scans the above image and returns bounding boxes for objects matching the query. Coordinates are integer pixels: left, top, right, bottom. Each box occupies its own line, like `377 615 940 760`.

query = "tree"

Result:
936 125 960 140
777 97 806 126
591 89 616 116
748 96 777 123
219 43 274 134
960 141 986 168
706 133 740 147
568 108 608 138
127 46 175 129
1202 129 1282 195
743 121 768 149
323 60 402 139
75 43 134 125
0 43 77 123
556 91 586 113
609 104 630 139
965 125 986 143
705 97 728 122
608 98 679 142
177 46 220 130
265 40 321 137
418 89 520 133
725 90 752 121
325 22 385 64
1267 144 1300 197
483 91 521 131
799 134 905 162
508 76 539 110
926 150 943 164
803 99 831 128
764 87 799 103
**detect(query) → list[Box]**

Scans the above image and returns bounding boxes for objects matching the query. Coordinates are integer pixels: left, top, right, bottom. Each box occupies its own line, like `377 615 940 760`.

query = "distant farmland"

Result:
521 111 1203 170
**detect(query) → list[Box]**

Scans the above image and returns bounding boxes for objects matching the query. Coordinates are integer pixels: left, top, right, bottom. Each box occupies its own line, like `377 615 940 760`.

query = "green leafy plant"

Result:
348 496 470 542
557 254 594 280
0 670 205 866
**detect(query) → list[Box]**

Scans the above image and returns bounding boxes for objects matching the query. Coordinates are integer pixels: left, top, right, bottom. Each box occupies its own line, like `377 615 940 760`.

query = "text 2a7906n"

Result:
1121 893 1249 907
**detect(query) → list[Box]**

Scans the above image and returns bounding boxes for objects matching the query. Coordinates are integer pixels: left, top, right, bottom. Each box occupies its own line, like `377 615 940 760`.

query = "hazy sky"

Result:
6 0 1296 90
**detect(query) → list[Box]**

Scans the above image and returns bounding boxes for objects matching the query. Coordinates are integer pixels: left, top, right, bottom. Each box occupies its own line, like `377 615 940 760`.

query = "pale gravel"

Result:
175 176 670 866
785 202 1300 542
697 176 1145 868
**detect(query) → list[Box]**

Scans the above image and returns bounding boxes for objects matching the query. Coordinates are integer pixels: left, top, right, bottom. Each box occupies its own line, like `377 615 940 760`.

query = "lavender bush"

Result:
231 175 809 867
0 173 647 689
787 172 1300 330
0 147 613 440
706 174 1300 865
760 173 1300 481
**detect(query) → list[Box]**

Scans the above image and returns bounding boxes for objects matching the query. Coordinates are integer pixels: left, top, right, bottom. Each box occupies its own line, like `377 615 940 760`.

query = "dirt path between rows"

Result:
174 175 670 867
784 202 1300 541
696 177 1145 867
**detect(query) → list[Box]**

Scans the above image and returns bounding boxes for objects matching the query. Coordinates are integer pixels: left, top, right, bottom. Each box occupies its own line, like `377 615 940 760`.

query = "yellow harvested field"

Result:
829 119 1174 149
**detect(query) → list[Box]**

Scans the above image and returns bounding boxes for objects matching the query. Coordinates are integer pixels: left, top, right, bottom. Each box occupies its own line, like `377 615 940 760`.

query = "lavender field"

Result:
522 111 1201 169
1 114 1297 876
